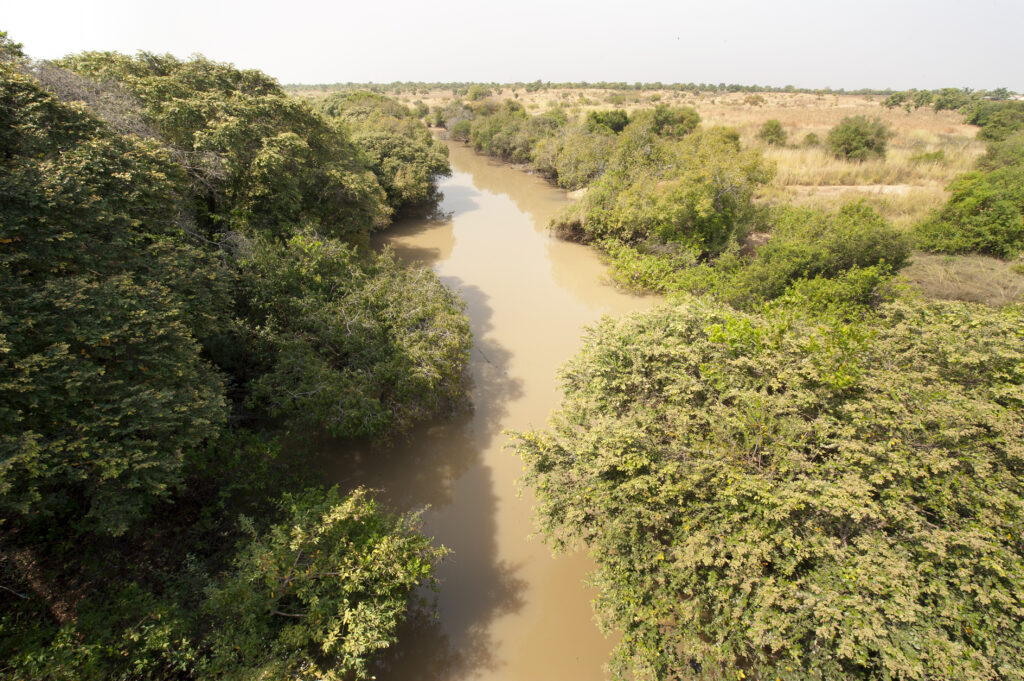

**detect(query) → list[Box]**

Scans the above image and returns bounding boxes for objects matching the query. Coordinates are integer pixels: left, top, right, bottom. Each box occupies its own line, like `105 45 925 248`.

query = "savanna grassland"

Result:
292 83 1018 305
296 86 981 224
290 79 1024 680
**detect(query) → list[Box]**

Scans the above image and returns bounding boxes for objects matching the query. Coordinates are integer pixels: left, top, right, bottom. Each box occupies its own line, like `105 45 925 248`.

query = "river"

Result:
318 140 658 680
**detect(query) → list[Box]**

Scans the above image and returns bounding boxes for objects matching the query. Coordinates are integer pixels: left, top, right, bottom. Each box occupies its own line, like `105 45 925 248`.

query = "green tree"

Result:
573 125 774 255
514 297 1024 681
204 487 446 681
826 115 893 161
757 118 787 145
235 232 471 439
0 65 228 535
915 170 1024 257
58 52 391 240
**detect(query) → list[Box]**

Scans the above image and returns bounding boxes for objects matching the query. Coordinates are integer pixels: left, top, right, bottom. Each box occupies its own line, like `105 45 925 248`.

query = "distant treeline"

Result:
285 80 1019 99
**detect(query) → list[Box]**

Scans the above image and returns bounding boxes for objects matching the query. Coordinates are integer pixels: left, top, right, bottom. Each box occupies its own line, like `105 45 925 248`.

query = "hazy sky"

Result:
5 0 1022 90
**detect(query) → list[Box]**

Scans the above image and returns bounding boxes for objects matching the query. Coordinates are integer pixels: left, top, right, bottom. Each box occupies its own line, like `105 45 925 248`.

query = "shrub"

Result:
730 202 910 302
449 118 471 141
586 109 630 133
802 132 820 146
531 120 616 189
757 119 787 146
237 233 472 439
915 170 1024 257
966 100 1024 141
826 115 893 161
513 297 1024 681
204 487 446 681
648 104 700 138
466 84 491 101
572 126 774 254
979 130 1024 170
910 149 945 164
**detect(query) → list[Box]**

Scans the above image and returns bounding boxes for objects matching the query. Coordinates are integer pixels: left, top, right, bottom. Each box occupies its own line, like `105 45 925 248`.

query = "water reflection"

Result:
320 139 657 681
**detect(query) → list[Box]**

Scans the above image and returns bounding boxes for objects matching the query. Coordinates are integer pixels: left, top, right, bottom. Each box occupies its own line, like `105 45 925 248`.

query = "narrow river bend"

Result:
319 141 657 680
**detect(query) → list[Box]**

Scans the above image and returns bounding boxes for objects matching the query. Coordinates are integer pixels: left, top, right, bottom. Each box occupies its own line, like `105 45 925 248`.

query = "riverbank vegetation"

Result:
366 79 1024 678
490 76 1024 679
1 34 468 679
6 30 1024 680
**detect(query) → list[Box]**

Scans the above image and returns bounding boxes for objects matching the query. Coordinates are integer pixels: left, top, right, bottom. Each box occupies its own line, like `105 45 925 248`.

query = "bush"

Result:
236 233 472 439
826 115 893 161
979 131 1024 170
802 132 820 146
204 487 446 681
757 119 787 146
572 126 774 254
586 109 630 133
531 120 616 189
915 171 1024 257
647 104 700 138
910 149 945 164
966 100 1024 141
449 118 471 141
726 202 910 306
513 297 1024 681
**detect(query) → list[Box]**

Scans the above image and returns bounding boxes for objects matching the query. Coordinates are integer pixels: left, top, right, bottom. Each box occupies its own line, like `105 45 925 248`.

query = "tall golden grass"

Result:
901 253 1024 307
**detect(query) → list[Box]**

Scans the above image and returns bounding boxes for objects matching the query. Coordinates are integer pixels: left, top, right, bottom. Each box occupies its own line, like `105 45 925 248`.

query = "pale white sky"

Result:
5 0 1022 90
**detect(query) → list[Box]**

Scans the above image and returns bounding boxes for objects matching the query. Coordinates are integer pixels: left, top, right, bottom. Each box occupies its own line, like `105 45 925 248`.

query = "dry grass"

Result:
900 252 1024 307
292 86 986 228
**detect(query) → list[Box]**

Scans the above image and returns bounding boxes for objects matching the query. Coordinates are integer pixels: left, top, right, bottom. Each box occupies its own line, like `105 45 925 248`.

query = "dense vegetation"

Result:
514 297 1024 680
444 67 1024 679
913 106 1024 258
1 34 468 679
5 26 1024 680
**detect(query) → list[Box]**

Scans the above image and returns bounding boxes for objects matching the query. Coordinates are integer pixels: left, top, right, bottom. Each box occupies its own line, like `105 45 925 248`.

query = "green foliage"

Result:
0 65 228 535
0 30 24 60
607 202 909 316
572 125 774 255
235 232 471 439
450 118 472 141
1 45 467 680
586 109 630 133
466 84 491 101
643 104 701 138
802 132 820 146
757 118 787 146
932 87 975 112
513 297 1024 681
204 487 445 681
532 119 616 189
915 170 1024 257
57 52 390 240
966 100 1024 142
727 202 910 306
884 90 933 112
979 131 1024 171
826 115 893 161
317 92 451 209
910 148 945 163
467 101 561 163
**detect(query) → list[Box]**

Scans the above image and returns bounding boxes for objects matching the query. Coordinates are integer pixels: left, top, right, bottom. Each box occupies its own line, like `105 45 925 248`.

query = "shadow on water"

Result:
315 279 527 680
437 181 483 216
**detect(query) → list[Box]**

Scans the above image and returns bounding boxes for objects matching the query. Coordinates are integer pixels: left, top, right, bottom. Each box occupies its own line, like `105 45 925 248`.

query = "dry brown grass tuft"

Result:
900 252 1024 307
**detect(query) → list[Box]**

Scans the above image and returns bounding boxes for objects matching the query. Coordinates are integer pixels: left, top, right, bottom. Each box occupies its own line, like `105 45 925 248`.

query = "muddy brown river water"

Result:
319 140 658 680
